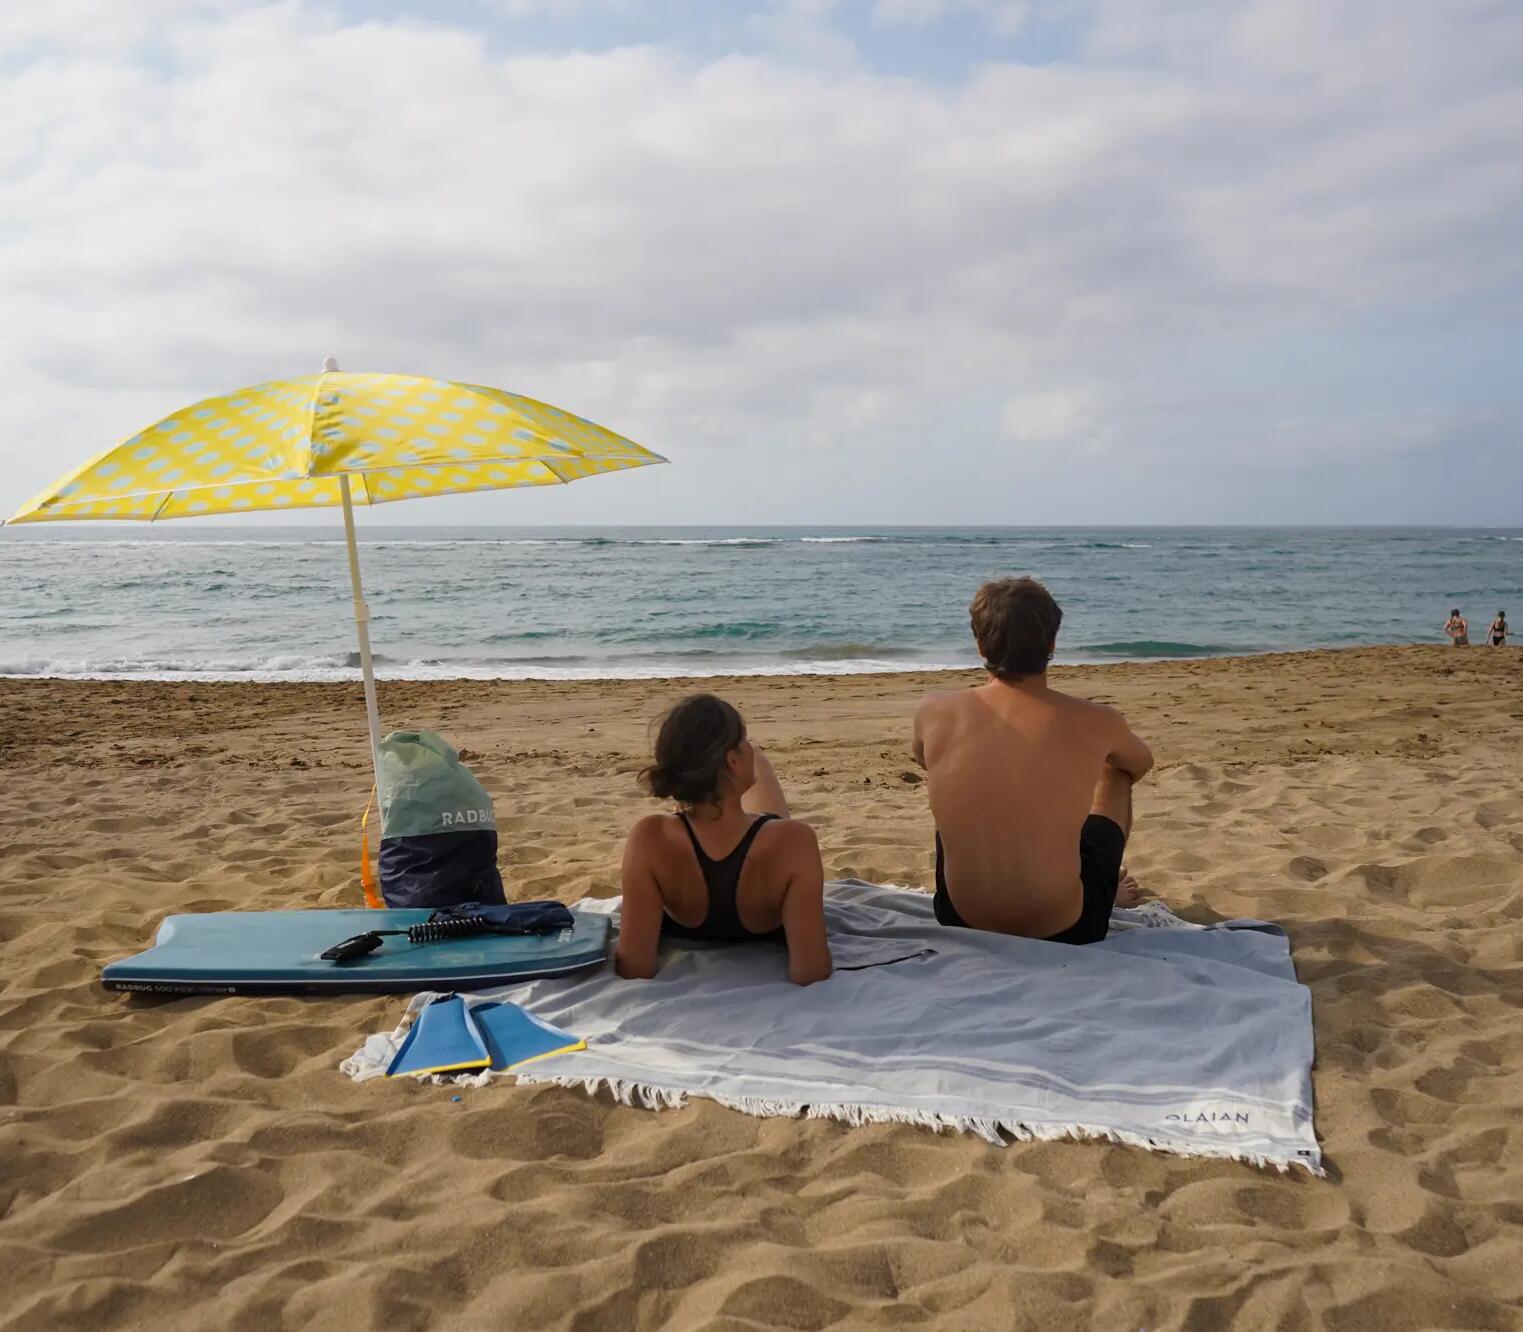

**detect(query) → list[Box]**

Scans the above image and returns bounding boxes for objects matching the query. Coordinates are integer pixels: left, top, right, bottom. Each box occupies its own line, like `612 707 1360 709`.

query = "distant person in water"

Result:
913 577 1152 944
1488 611 1508 647
614 694 832 985
1445 609 1469 646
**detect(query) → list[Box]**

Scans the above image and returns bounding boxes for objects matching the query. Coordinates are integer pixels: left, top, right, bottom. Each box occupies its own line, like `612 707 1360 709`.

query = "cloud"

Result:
486 0 633 14
872 0 1030 37
1002 390 1095 445
0 0 236 54
0 0 1519 526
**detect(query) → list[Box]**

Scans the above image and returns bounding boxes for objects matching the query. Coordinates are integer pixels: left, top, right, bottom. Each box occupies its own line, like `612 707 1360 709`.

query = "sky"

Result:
1 0 1520 527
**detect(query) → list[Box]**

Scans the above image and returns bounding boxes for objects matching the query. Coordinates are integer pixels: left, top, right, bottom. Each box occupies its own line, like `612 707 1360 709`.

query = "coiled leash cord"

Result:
321 901 576 963
321 914 494 961
406 915 494 944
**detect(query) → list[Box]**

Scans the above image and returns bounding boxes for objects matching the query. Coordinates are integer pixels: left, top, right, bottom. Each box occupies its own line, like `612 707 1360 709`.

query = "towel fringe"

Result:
507 1072 1324 1176
343 1064 1316 1175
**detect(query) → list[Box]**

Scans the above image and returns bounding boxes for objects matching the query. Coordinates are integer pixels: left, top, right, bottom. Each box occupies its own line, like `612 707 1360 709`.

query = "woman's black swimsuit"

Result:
660 813 784 943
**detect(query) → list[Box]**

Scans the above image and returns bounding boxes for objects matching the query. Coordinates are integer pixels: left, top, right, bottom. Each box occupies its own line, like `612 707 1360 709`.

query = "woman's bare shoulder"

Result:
627 811 680 846
756 816 820 861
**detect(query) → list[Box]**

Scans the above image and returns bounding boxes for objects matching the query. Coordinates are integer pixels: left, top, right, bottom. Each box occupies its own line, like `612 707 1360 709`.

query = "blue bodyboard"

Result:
101 908 610 996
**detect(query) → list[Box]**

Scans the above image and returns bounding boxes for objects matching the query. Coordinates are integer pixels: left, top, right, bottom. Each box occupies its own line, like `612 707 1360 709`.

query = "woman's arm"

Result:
742 745 791 818
777 822 832 985
613 817 666 980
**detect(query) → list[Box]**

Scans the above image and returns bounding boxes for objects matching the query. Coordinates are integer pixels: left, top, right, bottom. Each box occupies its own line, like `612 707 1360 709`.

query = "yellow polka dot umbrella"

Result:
5 360 667 784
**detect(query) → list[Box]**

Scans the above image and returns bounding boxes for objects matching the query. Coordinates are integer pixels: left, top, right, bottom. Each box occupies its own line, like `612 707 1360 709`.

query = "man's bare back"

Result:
914 677 1154 939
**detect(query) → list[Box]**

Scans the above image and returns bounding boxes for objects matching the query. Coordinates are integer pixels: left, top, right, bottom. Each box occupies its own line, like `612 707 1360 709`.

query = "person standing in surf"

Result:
1445 609 1469 646
1488 611 1508 647
912 577 1152 944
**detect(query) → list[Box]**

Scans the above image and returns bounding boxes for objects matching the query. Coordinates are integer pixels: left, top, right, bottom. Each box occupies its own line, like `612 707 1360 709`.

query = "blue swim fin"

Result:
385 994 491 1077
471 1001 584 1072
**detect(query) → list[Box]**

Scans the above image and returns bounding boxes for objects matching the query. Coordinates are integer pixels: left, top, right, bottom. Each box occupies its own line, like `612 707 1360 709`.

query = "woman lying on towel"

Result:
614 693 833 985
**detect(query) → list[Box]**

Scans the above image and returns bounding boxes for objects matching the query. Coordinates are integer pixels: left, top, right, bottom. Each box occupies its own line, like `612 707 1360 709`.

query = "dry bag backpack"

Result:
377 730 506 910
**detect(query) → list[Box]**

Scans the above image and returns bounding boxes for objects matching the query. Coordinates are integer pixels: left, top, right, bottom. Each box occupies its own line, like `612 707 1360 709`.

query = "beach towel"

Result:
343 881 1321 1174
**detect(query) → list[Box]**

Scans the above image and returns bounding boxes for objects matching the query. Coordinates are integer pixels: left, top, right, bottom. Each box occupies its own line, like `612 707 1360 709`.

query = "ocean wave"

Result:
366 538 565 548
657 621 790 641
476 629 564 645
799 536 882 544
0 539 346 549
3 534 789 553
779 642 922 661
0 653 343 676
626 538 775 547
0 651 971 684
1076 640 1244 658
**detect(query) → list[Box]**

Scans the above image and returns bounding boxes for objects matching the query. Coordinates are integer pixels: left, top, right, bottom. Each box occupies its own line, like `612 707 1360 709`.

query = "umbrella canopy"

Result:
5 362 666 798
7 365 663 522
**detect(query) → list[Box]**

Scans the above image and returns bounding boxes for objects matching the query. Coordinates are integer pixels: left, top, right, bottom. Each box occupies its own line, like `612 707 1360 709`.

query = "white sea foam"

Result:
365 538 563 547
624 538 774 546
0 538 345 549
0 652 970 684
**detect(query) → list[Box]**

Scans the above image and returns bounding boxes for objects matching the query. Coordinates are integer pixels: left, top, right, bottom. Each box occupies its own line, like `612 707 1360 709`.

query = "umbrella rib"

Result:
303 375 322 476
350 460 646 508
315 452 660 477
33 453 664 512
23 453 662 517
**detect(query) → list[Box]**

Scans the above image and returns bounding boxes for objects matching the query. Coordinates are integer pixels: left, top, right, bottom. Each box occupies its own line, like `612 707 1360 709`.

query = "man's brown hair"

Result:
969 577 1062 679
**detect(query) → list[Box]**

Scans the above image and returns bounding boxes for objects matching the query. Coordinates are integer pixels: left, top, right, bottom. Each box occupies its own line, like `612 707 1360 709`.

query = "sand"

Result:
1 645 1521 1330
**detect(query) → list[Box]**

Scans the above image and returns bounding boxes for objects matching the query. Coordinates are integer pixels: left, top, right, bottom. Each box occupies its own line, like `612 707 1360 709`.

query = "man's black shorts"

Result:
932 814 1126 945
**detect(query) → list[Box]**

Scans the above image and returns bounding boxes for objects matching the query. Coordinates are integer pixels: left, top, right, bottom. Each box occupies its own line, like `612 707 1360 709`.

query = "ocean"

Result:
1 526 1518 682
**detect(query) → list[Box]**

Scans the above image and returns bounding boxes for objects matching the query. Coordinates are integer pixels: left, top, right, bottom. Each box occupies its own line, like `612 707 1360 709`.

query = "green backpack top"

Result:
379 730 496 838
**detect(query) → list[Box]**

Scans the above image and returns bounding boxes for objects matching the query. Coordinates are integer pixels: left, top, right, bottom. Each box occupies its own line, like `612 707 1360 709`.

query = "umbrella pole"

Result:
339 476 384 786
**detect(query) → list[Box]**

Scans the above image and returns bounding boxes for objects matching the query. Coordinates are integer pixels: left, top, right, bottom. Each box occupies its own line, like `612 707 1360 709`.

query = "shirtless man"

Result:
912 577 1153 944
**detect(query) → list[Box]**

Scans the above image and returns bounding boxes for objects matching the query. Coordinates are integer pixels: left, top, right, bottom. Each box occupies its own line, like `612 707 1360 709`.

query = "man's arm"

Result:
911 696 937 769
1103 708 1154 781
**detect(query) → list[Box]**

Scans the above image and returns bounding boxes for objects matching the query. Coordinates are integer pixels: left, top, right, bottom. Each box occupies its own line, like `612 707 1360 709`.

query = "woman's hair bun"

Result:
642 694 746 807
